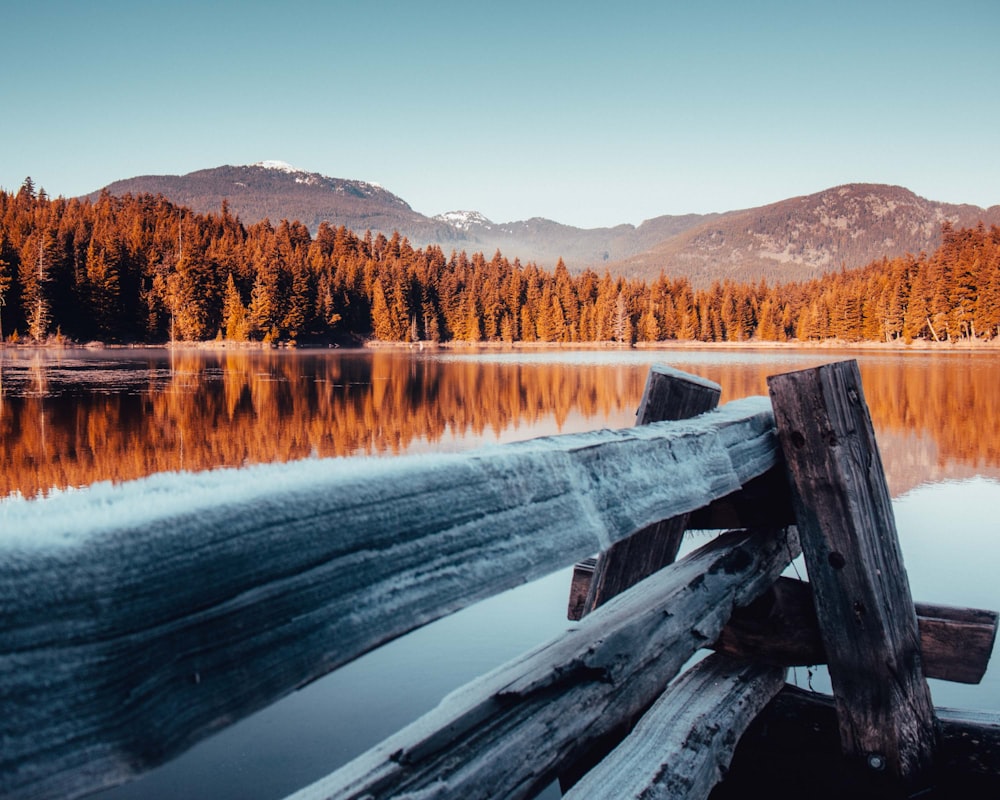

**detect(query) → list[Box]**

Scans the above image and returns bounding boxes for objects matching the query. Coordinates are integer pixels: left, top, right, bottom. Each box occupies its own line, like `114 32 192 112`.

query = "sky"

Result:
3 0 998 229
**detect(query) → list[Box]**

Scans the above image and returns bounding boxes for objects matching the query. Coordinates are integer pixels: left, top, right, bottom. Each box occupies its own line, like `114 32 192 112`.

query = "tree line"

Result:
2 178 999 345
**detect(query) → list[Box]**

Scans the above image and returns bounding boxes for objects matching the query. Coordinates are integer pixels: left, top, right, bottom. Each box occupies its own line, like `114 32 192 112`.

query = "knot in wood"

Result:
866 752 886 771
710 547 753 576
827 551 846 570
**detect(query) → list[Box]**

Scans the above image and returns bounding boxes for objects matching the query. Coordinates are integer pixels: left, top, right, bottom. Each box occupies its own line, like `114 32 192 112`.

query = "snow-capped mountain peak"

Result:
249 160 324 186
251 160 304 174
433 210 494 232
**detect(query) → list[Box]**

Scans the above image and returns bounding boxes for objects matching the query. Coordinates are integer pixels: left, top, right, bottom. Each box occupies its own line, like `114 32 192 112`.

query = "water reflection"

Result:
7 347 1000 800
2 348 1000 499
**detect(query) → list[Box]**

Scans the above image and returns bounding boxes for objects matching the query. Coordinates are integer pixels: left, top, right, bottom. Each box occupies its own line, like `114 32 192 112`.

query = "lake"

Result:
3 346 1000 799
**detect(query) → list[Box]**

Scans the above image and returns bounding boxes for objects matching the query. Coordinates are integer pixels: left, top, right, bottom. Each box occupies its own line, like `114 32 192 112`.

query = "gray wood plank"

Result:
767 360 936 782
0 396 778 800
285 526 800 800
562 654 786 800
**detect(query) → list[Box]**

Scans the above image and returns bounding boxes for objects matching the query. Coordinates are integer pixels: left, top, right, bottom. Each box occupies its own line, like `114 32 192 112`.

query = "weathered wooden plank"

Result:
767 360 936 782
0 398 779 800
712 576 998 684
285 527 801 800
569 365 721 620
562 654 786 800
718 686 1000 800
634 363 722 423
916 603 1000 685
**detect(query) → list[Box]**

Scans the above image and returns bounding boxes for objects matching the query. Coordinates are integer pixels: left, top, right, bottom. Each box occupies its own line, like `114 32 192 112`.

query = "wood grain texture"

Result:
0 397 778 800
576 364 721 618
285 526 800 800
767 360 936 781
712 577 998 684
562 654 786 800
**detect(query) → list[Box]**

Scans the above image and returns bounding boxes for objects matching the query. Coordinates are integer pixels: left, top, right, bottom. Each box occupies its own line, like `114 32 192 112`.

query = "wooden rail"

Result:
0 359 997 800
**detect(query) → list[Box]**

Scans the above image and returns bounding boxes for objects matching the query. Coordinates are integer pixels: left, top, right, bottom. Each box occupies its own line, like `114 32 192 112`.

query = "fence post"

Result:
573 365 721 618
767 360 936 783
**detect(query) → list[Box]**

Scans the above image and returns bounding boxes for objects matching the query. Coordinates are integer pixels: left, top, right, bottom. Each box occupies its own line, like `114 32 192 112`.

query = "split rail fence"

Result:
2 359 998 799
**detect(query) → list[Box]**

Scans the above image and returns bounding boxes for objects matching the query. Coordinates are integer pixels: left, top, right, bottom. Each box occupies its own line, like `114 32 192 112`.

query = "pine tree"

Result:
20 229 57 342
222 272 250 341
0 235 12 342
612 290 632 344
637 297 659 342
370 280 394 340
85 237 122 340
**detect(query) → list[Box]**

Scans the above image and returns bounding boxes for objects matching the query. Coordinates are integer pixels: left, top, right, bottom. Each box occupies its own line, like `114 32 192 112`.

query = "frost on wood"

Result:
563 654 786 800
0 396 777 800
285 528 800 800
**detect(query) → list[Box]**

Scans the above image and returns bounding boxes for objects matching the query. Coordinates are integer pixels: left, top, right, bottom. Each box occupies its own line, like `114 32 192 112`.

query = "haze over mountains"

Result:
93 161 1000 287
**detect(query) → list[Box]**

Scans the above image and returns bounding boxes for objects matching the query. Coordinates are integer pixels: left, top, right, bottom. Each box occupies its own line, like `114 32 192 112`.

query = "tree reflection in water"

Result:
2 348 999 500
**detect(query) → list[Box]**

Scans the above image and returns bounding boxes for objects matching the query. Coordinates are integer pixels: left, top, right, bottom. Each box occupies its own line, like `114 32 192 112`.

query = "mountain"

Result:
90 166 1000 287
92 161 472 247
609 184 1000 287
88 162 713 268
432 211 721 268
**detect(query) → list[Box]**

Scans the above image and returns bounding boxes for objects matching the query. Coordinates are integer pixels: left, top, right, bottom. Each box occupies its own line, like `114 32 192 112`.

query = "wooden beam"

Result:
571 365 721 619
285 527 801 800
712 577 998 684
0 398 780 800
916 603 999 685
561 654 786 800
767 360 936 783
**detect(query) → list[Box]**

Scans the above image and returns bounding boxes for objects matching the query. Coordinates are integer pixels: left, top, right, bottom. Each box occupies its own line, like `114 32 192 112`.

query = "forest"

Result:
2 178 999 346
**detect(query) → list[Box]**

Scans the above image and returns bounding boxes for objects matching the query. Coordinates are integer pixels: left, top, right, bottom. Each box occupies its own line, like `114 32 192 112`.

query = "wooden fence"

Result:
1 359 998 799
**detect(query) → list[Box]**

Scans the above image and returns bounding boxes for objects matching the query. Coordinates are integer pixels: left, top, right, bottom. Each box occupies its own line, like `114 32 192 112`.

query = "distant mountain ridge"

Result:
91 162 716 269
93 161 471 247
90 163 1000 287
608 183 1000 286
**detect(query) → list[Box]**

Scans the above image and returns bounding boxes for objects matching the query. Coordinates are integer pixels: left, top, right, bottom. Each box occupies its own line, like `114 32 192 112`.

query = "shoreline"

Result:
3 338 1000 354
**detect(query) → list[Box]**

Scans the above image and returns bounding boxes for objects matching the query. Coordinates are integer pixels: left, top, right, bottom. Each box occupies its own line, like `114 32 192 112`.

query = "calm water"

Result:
3 346 1000 799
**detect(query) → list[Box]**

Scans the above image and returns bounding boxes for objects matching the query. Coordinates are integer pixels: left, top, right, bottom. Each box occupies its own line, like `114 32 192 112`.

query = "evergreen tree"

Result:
612 290 632 344
222 272 251 341
370 280 394 340
0 234 13 341
85 237 123 340
19 229 58 342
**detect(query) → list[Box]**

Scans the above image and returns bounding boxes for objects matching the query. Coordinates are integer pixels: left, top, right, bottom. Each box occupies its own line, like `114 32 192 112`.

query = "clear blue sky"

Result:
3 0 998 228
